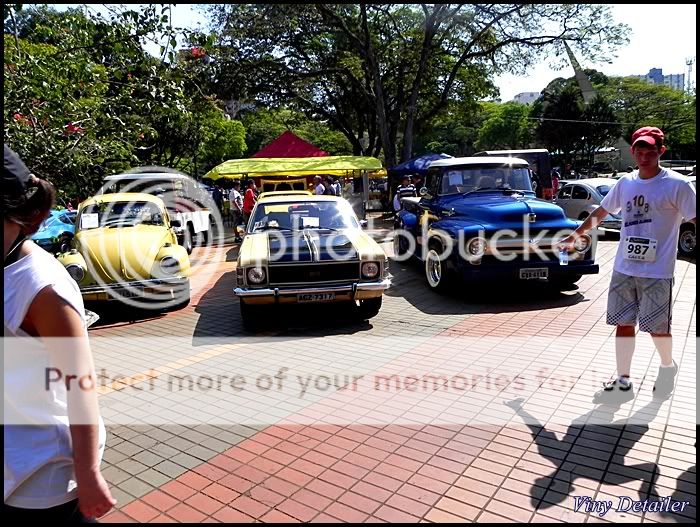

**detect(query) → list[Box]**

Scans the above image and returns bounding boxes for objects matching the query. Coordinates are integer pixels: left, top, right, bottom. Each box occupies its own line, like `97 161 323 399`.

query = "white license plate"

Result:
113 287 145 299
519 268 548 280
297 293 336 303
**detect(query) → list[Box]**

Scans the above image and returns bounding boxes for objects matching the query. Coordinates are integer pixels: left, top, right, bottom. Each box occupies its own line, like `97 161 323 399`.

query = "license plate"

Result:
112 287 145 299
297 293 335 303
519 268 548 280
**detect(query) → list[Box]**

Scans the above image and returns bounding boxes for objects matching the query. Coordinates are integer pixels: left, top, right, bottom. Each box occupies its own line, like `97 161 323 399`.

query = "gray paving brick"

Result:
170 452 205 469
153 460 189 478
115 458 150 476
135 468 172 488
118 477 155 498
131 450 166 467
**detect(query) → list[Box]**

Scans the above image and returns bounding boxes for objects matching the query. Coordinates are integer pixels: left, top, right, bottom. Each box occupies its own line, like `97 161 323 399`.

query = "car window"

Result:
557 185 573 199
437 165 532 195
79 201 165 229
571 186 589 200
595 185 612 197
250 201 358 232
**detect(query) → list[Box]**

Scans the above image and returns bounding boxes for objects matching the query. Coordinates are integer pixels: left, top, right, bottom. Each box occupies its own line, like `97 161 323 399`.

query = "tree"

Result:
476 102 534 150
204 4 629 166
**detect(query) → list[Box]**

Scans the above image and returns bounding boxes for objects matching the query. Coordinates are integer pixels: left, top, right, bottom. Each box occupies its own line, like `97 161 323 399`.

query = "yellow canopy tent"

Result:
204 156 384 217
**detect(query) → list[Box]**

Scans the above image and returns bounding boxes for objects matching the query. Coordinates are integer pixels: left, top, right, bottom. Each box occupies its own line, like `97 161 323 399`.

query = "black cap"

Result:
4 145 32 196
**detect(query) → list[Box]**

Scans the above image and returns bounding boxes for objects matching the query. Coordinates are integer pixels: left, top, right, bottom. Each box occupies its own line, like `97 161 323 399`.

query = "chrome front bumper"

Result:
234 279 391 298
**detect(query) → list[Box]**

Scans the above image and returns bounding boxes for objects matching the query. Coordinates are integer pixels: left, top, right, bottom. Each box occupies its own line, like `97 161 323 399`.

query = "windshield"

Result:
78 201 165 230
438 165 533 195
249 201 359 233
38 212 75 231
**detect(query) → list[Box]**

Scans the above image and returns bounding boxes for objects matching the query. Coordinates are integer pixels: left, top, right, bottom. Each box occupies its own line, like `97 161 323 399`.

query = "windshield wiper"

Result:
302 226 340 232
258 225 297 232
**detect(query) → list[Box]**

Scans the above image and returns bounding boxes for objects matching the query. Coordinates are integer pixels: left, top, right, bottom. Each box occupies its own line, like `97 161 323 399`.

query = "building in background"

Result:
512 91 541 104
634 68 685 91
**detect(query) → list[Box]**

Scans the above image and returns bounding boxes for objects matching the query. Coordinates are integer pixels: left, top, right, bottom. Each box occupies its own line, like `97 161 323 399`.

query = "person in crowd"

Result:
559 127 696 404
242 179 257 229
313 176 324 195
229 180 244 242
393 175 417 213
3 145 116 522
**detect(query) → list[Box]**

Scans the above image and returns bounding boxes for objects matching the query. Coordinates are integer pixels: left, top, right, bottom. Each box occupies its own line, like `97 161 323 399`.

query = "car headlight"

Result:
65 264 85 283
159 256 180 275
574 235 591 253
466 237 486 256
361 261 380 279
246 267 267 284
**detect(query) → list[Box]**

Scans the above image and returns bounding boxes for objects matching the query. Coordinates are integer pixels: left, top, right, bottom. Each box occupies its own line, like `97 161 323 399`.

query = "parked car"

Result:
58 193 191 310
31 208 76 253
555 178 622 231
100 169 215 254
678 175 696 257
394 156 599 290
234 194 390 331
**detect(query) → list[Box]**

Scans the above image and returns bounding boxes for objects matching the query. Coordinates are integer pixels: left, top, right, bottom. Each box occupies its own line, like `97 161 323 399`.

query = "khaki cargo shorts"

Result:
606 270 674 334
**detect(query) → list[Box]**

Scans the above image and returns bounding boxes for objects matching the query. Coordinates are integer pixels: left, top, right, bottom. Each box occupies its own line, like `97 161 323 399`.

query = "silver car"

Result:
555 178 621 230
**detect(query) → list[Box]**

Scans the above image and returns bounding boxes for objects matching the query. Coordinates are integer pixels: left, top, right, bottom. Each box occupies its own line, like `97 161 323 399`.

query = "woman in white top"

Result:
3 146 115 522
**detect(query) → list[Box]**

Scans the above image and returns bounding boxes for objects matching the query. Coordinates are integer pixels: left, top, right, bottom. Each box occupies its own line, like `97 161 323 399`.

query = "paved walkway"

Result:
92 226 696 523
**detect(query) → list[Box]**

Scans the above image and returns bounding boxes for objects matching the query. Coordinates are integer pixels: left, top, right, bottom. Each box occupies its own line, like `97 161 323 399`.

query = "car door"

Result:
556 184 574 217
569 185 591 219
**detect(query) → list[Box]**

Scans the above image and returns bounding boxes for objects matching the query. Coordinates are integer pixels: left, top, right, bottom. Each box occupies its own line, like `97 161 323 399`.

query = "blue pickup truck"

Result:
394 156 599 291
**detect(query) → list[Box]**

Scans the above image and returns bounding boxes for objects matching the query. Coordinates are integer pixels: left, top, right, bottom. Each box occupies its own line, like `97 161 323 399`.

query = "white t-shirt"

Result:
4 245 106 508
600 168 696 278
229 189 243 212
315 183 325 195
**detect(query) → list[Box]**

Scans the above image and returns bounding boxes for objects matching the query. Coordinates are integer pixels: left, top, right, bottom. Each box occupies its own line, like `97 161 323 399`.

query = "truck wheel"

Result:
393 227 410 257
553 274 582 289
425 241 454 292
357 297 382 320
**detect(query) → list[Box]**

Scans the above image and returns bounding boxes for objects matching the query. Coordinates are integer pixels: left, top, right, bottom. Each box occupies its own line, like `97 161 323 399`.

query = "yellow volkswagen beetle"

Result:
58 193 191 310
234 195 391 331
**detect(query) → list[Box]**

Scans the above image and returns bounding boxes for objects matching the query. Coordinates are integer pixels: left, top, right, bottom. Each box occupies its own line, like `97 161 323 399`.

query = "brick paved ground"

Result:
92 221 696 523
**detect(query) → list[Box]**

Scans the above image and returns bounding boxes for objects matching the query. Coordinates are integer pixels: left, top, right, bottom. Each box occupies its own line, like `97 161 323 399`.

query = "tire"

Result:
424 240 454 292
200 216 213 245
358 297 382 320
166 294 191 312
578 212 589 221
678 224 696 257
181 225 193 254
393 227 410 257
240 300 264 332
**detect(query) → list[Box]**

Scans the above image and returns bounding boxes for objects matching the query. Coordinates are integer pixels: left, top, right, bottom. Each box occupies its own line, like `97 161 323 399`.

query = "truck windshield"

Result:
439 165 533 195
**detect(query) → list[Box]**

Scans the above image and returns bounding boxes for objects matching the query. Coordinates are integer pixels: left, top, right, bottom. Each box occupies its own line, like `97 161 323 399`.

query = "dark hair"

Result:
3 175 56 235
232 180 241 187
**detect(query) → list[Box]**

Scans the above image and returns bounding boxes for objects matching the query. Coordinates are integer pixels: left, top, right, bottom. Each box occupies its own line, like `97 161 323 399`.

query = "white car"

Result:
678 176 696 257
555 178 621 230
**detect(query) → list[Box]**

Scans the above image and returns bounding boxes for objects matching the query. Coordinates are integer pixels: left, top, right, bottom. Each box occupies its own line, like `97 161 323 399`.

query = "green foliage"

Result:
3 5 236 199
476 102 534 150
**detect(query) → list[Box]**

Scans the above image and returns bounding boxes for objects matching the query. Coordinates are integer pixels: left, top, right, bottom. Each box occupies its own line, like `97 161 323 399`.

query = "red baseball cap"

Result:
631 126 664 147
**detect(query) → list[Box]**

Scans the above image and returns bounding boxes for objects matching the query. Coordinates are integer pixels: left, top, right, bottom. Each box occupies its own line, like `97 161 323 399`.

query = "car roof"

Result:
258 190 313 199
256 195 342 205
104 173 190 181
429 156 530 168
563 178 618 187
79 192 166 208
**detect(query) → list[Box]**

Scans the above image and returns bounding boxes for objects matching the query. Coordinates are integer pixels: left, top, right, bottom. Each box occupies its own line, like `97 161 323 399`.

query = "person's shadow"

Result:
505 397 665 510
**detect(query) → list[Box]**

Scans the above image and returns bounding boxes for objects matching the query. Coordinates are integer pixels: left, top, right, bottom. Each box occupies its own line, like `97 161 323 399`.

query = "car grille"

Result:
268 262 359 285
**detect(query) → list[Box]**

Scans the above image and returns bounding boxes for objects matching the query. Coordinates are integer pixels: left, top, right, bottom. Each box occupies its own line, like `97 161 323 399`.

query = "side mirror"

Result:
419 187 430 197
359 220 368 229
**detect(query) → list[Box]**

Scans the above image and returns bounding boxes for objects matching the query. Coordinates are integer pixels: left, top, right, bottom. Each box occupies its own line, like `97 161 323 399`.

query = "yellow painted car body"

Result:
58 193 191 309
234 195 390 330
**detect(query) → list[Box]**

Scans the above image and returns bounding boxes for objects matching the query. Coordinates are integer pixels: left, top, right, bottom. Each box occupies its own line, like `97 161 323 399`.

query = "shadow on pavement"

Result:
503 397 686 514
86 302 166 329
386 258 587 315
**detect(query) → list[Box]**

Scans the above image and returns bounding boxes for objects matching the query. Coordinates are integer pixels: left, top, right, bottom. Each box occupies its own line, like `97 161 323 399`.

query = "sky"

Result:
52 4 696 102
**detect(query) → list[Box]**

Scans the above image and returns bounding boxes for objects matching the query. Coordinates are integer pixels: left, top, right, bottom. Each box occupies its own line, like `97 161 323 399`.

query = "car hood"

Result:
240 229 384 266
438 193 568 228
76 226 170 283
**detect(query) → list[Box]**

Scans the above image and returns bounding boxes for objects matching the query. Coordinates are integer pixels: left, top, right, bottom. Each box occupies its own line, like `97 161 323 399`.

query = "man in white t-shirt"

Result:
560 126 696 404
313 176 325 196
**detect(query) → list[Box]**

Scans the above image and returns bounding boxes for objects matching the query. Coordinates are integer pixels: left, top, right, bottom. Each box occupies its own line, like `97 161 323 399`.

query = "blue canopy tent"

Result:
388 153 453 178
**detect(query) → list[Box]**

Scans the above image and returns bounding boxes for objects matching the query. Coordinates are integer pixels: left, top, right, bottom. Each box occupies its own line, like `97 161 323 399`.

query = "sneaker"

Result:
593 379 635 405
653 360 678 398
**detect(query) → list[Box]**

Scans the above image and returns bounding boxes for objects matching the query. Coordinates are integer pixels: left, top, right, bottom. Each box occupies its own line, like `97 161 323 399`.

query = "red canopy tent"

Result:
251 130 329 158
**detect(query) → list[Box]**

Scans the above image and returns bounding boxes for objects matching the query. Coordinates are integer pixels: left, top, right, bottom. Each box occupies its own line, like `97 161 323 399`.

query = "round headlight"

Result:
361 261 380 279
65 264 85 283
159 256 180 275
247 267 267 284
573 235 591 253
467 237 486 256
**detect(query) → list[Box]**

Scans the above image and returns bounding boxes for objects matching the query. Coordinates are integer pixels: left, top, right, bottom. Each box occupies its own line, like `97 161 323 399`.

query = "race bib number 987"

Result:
624 236 657 262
